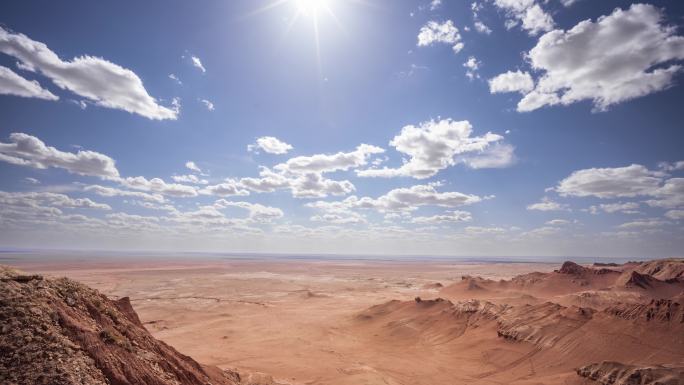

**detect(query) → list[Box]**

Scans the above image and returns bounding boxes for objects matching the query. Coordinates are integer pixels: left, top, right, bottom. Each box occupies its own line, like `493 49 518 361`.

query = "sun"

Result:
294 0 335 17
248 0 346 77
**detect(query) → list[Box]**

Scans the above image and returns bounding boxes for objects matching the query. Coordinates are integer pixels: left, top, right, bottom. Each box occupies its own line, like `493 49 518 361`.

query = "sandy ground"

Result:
9 255 563 384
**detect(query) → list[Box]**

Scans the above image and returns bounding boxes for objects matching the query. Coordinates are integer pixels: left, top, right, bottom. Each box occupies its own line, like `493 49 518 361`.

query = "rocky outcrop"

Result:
496 302 594 348
0 265 272 385
558 261 588 275
617 271 661 289
632 259 684 281
577 361 684 385
605 299 684 323
558 261 620 276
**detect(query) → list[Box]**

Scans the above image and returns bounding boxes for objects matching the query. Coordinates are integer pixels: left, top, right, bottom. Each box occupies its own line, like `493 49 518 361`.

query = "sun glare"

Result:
295 0 333 17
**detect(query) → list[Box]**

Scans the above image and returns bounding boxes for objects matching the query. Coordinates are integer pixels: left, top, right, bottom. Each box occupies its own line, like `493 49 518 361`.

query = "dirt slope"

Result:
0 265 275 385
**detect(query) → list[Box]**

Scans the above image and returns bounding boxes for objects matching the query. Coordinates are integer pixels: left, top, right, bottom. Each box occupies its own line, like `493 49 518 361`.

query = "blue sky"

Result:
0 0 683 257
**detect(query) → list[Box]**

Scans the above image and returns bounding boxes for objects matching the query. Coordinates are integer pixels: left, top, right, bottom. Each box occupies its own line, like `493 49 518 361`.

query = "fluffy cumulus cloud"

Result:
357 119 511 179
555 164 664 198
492 0 554 36
646 178 684 209
240 170 354 199
527 197 569 211
493 4 684 112
429 0 442 11
463 56 481 80
488 70 534 94
171 174 208 185
120 176 198 198
0 65 58 100
0 191 111 211
313 183 486 214
84 185 165 203
0 26 178 120
274 144 383 175
247 136 294 155
474 21 492 35
185 161 202 173
589 202 640 215
0 132 119 179
200 179 250 197
287 172 355 198
306 201 367 225
417 20 464 53
213 199 283 223
411 210 472 224
237 144 381 199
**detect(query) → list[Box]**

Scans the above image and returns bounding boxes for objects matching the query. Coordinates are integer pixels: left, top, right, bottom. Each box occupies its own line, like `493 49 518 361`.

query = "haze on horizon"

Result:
0 0 683 258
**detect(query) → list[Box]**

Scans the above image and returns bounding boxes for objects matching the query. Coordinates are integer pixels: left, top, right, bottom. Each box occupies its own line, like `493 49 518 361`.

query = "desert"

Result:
2 254 683 385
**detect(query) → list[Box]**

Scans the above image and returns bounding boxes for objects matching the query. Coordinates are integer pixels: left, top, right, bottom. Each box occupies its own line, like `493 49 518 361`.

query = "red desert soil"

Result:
5 257 684 385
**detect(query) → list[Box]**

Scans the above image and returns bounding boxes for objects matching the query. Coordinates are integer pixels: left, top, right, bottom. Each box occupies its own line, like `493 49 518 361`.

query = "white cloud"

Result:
546 219 570 226
646 178 684 209
288 172 356 198
560 0 580 7
0 65 58 100
658 161 684 172
24 177 40 184
357 119 508 179
120 176 198 198
106 212 160 230
191 56 206 73
171 174 208 185
492 0 554 36
239 167 291 193
240 144 380 199
496 4 684 112
429 0 442 11
463 56 481 80
185 161 202 173
417 20 464 53
411 210 472 224
665 210 684 220
460 142 516 169
0 132 119 179
307 200 367 225
527 197 569 211
465 226 507 235
555 164 664 198
84 185 165 203
200 179 250 197
168 73 182 85
274 144 383 175
0 26 178 120
312 183 486 214
488 70 534 94
247 136 294 155
200 99 214 111
589 202 640 214
311 212 366 224
617 218 668 229
0 190 111 211
214 199 283 223
473 21 492 35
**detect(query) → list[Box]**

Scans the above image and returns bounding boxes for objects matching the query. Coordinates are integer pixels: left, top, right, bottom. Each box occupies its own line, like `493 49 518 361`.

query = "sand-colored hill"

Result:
577 361 684 385
0 265 276 385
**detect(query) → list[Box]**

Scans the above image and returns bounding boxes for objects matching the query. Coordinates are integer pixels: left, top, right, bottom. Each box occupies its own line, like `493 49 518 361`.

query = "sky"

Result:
0 0 683 258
